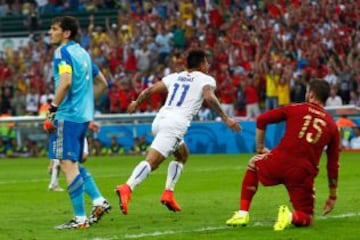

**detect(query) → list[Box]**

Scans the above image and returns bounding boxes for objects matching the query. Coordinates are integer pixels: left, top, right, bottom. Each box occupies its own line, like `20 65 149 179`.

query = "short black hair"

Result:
52 16 79 40
187 50 206 69
308 79 330 104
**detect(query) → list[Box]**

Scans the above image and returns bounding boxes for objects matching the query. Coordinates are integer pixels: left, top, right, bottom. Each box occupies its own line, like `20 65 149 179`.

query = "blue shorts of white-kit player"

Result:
48 120 89 161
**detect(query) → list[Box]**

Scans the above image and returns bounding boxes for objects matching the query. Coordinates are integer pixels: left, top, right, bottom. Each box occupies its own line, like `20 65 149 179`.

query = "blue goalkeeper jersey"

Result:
52 41 99 123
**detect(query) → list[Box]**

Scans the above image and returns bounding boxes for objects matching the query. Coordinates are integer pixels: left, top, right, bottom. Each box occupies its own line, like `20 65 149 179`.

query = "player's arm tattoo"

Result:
136 87 152 106
135 81 166 107
203 85 228 120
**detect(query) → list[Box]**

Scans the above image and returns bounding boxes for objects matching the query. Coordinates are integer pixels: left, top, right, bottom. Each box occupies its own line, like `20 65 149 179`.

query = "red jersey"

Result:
257 103 340 181
244 85 259 104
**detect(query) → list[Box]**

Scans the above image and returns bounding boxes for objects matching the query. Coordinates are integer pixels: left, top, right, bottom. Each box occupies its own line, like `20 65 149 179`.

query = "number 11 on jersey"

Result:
168 83 190 107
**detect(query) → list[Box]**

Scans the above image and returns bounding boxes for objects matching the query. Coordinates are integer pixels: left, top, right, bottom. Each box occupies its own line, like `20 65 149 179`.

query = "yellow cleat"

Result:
226 211 249 226
274 205 292 231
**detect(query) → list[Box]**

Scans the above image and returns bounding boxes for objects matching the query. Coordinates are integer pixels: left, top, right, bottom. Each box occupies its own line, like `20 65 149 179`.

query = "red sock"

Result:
239 169 258 211
292 211 313 226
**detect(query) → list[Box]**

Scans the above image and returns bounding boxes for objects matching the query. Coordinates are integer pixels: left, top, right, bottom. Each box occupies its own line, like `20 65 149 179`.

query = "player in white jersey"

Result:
115 49 241 215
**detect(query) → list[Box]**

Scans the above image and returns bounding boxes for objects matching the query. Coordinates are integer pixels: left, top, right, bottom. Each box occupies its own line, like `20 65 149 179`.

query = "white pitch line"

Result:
318 212 360 219
88 212 360 240
0 178 49 185
0 166 244 185
124 226 230 239
120 212 360 239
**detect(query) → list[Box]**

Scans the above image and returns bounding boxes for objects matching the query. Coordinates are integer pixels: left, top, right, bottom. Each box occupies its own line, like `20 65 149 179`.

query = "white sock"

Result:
49 159 60 187
93 197 106 206
126 161 151 191
75 216 87 223
238 210 249 216
165 161 184 191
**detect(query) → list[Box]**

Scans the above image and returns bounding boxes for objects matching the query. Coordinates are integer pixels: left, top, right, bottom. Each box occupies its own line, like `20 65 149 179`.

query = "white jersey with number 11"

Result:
159 70 216 124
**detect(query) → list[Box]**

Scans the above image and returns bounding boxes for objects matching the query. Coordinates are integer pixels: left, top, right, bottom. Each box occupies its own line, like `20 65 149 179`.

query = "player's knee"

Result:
175 152 188 164
146 149 166 170
79 165 90 177
60 160 79 176
174 144 189 164
147 159 163 170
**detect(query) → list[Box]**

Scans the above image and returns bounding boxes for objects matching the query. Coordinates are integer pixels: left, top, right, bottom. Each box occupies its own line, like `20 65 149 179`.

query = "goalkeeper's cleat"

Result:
274 205 292 231
226 211 249 226
89 200 112 224
160 190 182 212
54 217 89 230
115 184 132 215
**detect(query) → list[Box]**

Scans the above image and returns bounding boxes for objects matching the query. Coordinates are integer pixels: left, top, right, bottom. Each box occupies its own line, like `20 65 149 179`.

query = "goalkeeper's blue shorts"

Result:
48 120 89 161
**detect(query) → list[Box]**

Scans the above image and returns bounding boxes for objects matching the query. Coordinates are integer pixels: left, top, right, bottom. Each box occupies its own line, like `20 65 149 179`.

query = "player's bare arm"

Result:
44 72 72 130
255 128 269 154
322 129 340 215
322 177 338 216
52 72 72 106
323 185 337 216
328 178 338 197
203 85 241 132
128 81 167 113
93 72 108 100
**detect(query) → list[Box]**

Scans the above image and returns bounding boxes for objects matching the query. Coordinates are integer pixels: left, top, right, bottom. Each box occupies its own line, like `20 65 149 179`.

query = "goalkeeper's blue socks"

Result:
79 165 105 205
68 174 86 217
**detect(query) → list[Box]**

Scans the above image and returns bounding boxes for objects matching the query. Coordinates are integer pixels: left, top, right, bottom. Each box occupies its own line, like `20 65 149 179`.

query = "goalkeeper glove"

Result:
43 119 56 133
44 103 58 133
46 103 58 122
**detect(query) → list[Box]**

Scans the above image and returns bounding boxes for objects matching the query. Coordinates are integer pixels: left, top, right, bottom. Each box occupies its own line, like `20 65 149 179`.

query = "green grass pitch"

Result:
1 152 359 240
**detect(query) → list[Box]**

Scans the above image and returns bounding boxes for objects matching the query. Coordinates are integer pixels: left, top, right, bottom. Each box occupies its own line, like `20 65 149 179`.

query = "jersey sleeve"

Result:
162 73 177 90
201 75 216 89
92 62 100 78
256 105 289 130
54 47 73 75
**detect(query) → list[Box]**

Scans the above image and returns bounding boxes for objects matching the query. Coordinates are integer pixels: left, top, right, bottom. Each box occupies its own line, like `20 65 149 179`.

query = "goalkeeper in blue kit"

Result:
45 16 109 230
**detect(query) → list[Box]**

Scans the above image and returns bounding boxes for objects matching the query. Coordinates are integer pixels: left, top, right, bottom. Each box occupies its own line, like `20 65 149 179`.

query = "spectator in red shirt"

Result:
107 50 122 75
217 65 236 117
108 84 120 113
208 3 223 29
0 58 12 84
118 81 134 113
124 47 137 73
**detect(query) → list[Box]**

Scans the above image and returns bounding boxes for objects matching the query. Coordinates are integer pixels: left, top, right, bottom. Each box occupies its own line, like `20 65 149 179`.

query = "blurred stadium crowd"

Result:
1 0 360 154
